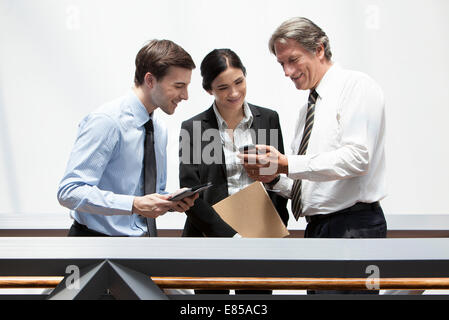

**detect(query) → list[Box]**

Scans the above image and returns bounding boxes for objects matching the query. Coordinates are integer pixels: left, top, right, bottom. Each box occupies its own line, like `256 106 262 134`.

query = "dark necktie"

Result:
144 118 157 237
291 90 319 220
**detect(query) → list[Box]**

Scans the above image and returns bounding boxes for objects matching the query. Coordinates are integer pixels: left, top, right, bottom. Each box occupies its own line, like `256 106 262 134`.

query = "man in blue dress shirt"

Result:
58 39 198 237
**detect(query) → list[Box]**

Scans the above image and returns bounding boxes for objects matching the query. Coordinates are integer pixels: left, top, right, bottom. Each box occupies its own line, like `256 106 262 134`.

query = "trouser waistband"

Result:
72 220 109 236
306 202 380 223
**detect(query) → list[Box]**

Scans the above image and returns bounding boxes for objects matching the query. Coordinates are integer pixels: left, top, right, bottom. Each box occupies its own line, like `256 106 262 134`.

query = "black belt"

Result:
72 220 109 236
306 201 380 223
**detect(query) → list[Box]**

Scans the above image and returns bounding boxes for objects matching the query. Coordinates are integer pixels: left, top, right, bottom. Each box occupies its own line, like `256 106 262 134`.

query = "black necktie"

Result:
144 118 157 237
291 90 319 220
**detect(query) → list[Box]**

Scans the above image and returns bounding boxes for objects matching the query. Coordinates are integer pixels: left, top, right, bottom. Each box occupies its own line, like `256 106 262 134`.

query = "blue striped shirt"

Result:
57 91 168 236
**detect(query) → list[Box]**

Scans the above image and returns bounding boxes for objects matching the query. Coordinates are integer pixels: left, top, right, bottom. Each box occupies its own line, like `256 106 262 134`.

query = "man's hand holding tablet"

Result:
169 182 213 201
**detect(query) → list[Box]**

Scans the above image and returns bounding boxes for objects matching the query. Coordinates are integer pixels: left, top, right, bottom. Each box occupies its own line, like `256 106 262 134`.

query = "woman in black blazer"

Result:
179 49 288 239
179 49 288 294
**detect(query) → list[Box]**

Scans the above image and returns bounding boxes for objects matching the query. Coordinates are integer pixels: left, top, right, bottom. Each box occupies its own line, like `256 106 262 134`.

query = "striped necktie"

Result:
291 90 319 220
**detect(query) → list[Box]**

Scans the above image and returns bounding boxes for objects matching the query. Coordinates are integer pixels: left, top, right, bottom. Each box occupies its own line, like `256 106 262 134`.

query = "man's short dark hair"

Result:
134 39 195 86
200 48 247 91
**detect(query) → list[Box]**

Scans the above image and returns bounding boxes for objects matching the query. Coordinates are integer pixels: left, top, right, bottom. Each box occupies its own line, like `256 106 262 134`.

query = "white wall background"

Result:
1 0 448 228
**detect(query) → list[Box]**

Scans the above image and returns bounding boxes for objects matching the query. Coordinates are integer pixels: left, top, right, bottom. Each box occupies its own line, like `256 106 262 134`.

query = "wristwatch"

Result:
264 175 281 189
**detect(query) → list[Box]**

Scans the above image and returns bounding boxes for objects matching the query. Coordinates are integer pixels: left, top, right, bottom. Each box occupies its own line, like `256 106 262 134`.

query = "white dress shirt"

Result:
275 63 387 216
213 101 255 196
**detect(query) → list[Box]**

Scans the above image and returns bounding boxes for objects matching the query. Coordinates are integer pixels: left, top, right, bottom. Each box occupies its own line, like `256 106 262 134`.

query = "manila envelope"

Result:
212 181 289 238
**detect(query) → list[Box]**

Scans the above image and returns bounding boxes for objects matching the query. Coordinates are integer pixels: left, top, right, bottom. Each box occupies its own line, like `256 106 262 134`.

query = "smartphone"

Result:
169 182 213 201
238 144 256 153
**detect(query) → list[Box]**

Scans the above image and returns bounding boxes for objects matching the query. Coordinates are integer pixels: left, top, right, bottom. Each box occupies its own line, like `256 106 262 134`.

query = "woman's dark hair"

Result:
200 49 247 91
134 39 195 86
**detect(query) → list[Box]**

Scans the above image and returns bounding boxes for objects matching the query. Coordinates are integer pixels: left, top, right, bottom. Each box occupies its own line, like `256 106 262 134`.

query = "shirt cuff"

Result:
233 233 242 238
113 194 135 215
276 176 294 199
287 154 310 180
264 175 281 190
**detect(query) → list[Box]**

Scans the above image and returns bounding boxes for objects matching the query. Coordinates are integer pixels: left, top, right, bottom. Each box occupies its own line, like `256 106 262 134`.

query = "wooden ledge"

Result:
1 277 449 290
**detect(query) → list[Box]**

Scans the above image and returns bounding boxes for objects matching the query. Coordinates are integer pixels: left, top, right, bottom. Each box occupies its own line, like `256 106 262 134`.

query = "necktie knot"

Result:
308 89 318 106
144 119 154 133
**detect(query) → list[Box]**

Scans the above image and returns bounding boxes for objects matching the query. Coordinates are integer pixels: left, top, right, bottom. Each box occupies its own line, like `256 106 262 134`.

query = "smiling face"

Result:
274 38 326 91
208 67 246 111
148 66 192 115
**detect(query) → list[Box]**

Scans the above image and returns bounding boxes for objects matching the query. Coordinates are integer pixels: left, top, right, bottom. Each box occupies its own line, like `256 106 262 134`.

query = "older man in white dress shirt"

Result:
239 17 387 293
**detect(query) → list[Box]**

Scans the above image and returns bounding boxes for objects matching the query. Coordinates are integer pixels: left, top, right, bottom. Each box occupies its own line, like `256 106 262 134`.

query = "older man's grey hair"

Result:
269 17 332 61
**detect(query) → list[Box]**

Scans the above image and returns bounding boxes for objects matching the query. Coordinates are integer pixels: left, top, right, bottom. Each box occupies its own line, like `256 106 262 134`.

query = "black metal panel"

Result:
48 261 109 300
1 258 449 278
108 261 168 300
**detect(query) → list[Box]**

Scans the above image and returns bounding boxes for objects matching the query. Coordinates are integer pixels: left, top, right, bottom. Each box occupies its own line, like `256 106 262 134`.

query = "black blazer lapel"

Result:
200 106 228 184
248 103 265 145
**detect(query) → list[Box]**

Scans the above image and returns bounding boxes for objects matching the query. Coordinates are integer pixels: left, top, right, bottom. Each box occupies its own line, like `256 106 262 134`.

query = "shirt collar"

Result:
212 100 253 129
125 90 151 128
314 62 341 100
